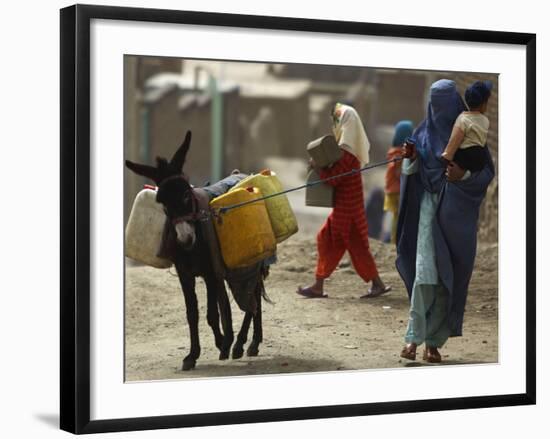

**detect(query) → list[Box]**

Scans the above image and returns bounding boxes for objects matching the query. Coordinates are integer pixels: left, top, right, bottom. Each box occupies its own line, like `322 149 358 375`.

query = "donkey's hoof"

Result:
232 346 244 359
182 358 196 371
246 345 259 357
219 350 230 361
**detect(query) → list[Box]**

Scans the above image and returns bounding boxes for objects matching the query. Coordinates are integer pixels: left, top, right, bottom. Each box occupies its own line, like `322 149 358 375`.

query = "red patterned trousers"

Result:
315 219 379 282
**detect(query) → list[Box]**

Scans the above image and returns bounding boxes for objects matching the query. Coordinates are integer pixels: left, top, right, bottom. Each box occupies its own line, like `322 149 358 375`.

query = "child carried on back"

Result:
441 80 492 172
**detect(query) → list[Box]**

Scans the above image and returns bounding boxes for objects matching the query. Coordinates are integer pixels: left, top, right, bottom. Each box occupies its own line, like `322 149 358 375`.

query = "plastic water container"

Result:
305 169 334 208
231 169 298 243
125 187 172 269
307 134 342 167
210 187 276 269
305 135 340 208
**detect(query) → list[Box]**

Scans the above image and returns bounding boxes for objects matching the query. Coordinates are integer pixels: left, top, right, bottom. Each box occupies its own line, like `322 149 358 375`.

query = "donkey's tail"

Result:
260 284 274 305
260 264 275 305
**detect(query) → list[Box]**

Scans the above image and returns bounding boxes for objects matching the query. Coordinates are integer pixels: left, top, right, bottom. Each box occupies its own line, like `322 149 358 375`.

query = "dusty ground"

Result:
125 234 498 381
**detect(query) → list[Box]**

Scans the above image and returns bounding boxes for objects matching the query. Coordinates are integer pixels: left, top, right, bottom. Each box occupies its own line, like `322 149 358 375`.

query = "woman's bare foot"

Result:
360 276 392 298
296 278 327 298
400 343 417 361
423 346 442 363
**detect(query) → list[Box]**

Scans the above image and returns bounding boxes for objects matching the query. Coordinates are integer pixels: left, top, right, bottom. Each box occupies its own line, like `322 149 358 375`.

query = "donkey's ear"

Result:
125 160 159 183
170 130 192 172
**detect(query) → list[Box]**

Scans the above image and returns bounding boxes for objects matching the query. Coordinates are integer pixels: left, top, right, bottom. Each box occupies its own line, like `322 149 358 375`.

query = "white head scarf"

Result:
331 103 370 165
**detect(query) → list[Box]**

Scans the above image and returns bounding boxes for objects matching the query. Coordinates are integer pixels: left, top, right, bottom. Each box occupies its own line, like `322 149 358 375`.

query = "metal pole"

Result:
140 104 150 181
209 75 223 182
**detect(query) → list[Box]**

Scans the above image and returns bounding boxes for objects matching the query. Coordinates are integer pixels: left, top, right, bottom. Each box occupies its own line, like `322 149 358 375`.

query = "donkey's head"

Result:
125 131 198 250
125 131 192 185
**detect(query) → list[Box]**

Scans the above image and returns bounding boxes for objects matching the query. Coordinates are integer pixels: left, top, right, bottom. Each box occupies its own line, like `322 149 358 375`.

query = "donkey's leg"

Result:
175 265 200 370
232 312 252 359
204 274 224 352
210 278 233 360
247 283 263 357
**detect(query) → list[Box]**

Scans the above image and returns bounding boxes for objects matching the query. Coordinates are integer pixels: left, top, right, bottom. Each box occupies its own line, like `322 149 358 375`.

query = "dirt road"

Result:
125 236 498 381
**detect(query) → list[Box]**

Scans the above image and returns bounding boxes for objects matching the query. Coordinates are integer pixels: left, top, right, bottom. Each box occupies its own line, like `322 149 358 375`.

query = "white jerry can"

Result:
125 186 172 268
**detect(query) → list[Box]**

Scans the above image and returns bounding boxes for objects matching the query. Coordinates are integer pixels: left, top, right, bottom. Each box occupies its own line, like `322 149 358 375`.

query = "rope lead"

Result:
218 156 402 215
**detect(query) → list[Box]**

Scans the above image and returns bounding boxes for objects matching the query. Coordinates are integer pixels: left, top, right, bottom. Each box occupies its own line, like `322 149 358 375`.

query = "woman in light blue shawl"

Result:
396 79 494 362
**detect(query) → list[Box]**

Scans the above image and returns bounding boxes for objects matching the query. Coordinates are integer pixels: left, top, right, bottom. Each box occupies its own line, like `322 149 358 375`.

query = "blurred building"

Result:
123 57 498 243
124 58 312 222
123 56 182 221
272 64 430 162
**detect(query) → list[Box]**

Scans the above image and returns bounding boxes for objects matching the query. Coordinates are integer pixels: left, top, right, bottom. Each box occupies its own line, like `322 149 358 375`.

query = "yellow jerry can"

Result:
125 187 172 269
231 170 298 243
210 187 276 269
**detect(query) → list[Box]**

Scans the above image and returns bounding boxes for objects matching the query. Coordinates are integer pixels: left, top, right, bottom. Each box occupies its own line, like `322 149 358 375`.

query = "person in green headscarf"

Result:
384 120 413 243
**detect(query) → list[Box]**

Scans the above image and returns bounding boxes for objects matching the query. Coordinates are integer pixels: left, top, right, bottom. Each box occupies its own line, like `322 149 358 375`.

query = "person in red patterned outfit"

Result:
297 103 391 299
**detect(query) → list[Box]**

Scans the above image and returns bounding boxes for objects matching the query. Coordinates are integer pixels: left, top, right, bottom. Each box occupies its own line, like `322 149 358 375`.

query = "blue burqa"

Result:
396 79 495 337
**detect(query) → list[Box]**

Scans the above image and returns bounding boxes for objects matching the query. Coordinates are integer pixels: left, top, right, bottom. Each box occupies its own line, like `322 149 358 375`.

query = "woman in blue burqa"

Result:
397 79 495 363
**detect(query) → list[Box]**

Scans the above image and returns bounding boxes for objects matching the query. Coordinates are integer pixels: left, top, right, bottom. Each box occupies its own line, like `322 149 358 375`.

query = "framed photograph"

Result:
60 4 536 434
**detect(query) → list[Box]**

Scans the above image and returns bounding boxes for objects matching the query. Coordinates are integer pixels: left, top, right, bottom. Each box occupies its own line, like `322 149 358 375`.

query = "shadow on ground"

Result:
403 360 496 367
171 355 345 379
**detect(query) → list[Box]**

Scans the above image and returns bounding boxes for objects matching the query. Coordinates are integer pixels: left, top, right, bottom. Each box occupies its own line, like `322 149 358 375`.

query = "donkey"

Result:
126 131 266 370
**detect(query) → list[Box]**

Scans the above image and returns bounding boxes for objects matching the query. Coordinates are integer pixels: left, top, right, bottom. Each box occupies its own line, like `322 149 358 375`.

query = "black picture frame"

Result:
60 4 536 434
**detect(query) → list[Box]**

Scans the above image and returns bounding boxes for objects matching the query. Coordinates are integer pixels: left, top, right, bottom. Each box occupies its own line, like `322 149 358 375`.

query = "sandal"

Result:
400 343 417 361
360 285 392 299
296 286 328 299
423 347 442 363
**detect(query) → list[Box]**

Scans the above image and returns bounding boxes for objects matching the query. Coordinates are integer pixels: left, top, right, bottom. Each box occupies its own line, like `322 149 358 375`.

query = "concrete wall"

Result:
148 89 242 188
375 71 427 127
237 93 311 166
124 56 145 223
137 57 181 88
124 56 184 223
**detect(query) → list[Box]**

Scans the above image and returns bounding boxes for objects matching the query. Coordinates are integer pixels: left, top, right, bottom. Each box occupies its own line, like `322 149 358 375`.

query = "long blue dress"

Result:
401 158 451 347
